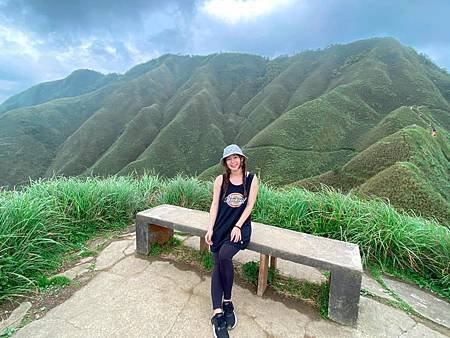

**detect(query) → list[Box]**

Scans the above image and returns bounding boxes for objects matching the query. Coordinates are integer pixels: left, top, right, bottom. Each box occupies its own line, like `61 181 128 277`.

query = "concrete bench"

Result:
135 204 362 326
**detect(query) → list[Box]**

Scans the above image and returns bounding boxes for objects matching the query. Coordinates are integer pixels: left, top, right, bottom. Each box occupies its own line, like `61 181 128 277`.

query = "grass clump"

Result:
1 326 18 338
155 175 212 211
242 261 277 285
149 237 182 256
242 261 259 284
242 261 330 317
253 184 449 299
273 278 330 319
367 265 420 316
0 175 160 301
201 252 213 271
38 276 71 290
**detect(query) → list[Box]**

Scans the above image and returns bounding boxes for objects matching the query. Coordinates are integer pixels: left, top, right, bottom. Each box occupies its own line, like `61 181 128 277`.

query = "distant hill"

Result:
0 69 119 114
0 38 448 223
293 124 450 222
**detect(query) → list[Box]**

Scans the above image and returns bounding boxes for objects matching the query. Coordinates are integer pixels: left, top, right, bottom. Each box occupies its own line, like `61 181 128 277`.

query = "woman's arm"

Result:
235 175 259 228
205 175 222 245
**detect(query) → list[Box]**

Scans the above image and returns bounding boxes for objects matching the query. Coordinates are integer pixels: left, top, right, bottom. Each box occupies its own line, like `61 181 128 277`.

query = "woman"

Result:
205 144 259 338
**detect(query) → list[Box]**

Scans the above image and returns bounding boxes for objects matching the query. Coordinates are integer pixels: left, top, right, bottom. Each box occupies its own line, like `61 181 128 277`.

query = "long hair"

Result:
221 155 247 200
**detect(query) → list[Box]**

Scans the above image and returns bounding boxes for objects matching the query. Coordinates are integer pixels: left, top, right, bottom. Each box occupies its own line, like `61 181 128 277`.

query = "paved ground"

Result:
3 232 450 338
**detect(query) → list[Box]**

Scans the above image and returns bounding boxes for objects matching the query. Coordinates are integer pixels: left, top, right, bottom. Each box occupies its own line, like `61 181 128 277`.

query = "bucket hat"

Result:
221 144 246 161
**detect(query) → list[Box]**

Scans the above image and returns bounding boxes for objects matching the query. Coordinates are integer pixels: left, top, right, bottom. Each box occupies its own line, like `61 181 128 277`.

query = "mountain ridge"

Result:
0 37 448 223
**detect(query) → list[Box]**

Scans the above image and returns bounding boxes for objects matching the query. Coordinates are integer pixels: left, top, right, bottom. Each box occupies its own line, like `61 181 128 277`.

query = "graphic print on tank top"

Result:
224 192 247 208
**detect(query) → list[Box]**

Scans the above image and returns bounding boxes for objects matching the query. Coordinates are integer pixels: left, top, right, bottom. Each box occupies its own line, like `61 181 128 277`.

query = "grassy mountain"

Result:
294 125 449 222
242 39 449 185
0 85 117 187
118 53 266 177
0 38 448 223
0 69 119 115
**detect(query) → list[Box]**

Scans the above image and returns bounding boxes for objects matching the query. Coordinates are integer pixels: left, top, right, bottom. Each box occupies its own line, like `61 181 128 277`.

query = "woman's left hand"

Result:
230 226 241 243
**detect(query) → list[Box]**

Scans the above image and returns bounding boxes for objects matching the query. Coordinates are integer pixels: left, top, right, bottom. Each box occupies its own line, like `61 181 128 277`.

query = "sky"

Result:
0 0 449 104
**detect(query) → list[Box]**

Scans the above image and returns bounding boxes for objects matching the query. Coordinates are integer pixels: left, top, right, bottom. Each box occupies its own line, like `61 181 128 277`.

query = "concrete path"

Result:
5 232 450 338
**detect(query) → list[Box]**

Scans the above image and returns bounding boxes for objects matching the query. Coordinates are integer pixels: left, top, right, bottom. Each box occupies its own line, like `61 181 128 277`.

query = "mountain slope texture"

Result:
0 37 448 223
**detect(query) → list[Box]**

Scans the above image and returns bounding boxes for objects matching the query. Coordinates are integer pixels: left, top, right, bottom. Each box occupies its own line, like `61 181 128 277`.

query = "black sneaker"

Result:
211 312 229 338
222 301 237 330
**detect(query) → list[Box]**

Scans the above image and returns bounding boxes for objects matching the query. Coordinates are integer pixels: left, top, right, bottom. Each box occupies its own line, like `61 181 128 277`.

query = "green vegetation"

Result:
149 235 214 272
38 275 71 290
295 125 450 223
201 252 213 271
242 261 277 285
1 38 448 228
0 69 119 115
1 175 448 305
0 326 18 338
367 265 419 316
0 85 115 187
0 175 159 301
149 237 182 256
274 276 330 319
253 184 449 298
241 261 330 318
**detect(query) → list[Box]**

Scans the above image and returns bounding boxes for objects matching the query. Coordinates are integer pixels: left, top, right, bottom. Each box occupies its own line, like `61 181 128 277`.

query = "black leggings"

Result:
211 242 240 309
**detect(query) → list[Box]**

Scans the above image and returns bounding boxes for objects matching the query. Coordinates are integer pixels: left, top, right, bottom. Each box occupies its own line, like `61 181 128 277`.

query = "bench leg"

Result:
136 216 149 255
269 256 277 269
199 237 208 253
257 253 269 296
136 216 173 255
328 268 362 326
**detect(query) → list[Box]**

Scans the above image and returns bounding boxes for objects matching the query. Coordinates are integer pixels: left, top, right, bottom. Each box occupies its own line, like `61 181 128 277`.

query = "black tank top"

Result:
211 172 254 252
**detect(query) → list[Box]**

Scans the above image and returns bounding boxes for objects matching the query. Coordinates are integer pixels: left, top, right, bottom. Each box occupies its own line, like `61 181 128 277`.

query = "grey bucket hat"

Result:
221 144 247 161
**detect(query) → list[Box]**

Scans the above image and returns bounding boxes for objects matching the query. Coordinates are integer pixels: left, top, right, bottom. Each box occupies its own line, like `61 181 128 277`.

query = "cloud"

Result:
0 25 43 61
0 0 197 36
0 0 200 103
0 0 449 104
200 0 298 24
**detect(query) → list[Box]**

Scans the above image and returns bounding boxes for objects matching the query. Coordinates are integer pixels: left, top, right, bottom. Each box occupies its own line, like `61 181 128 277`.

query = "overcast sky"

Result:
1 0 449 104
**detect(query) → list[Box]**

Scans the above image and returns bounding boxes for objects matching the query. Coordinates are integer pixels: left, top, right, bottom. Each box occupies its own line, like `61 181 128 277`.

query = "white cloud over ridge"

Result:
201 0 298 24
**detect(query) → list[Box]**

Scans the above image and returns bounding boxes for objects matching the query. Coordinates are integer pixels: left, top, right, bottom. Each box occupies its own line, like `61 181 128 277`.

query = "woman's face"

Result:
225 154 242 171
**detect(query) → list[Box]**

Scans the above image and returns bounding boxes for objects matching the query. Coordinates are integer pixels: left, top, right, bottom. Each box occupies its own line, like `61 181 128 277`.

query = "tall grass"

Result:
155 175 212 211
253 185 449 295
0 175 448 302
0 175 159 300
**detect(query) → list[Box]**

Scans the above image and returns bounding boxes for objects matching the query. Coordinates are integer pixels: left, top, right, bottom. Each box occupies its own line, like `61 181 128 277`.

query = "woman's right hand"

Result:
205 229 213 246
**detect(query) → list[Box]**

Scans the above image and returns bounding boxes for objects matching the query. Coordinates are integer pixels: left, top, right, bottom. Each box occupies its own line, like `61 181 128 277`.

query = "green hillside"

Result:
0 69 119 115
295 126 450 223
0 85 116 187
120 53 266 177
244 39 449 187
0 37 448 223
46 55 202 177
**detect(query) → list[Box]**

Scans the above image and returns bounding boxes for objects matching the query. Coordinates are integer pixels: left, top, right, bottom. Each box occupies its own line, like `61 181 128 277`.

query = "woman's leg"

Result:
218 243 240 301
211 251 224 311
